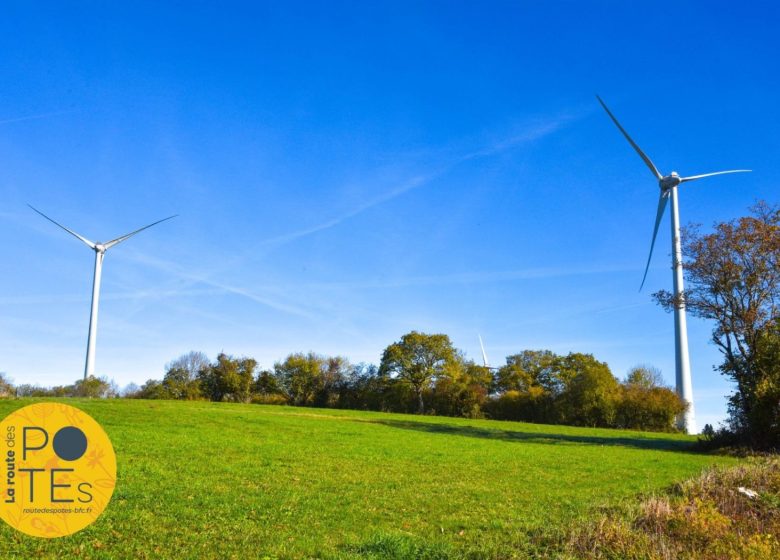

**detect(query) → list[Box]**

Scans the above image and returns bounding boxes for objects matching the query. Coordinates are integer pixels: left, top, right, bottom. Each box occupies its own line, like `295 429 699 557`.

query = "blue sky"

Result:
1 2 777 429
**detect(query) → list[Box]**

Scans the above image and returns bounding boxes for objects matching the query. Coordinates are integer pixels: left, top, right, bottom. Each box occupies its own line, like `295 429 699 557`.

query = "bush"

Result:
71 375 118 398
617 385 687 432
132 379 167 399
0 373 13 397
483 387 554 423
199 353 256 403
556 353 621 427
250 393 289 405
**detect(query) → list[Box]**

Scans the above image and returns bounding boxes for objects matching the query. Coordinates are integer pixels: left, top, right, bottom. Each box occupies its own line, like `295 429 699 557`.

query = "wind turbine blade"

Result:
103 214 178 250
680 169 752 183
596 95 663 180
28 204 96 249
640 192 669 291
478 334 490 368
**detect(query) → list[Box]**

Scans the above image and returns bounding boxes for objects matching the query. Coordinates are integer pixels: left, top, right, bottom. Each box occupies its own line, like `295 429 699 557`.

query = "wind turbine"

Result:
597 96 750 433
477 334 501 374
478 334 491 369
29 205 177 380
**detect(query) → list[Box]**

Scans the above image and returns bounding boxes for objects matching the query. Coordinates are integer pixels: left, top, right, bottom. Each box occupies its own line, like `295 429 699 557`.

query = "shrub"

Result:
483 387 554 423
617 385 687 432
250 393 289 405
556 353 621 427
0 373 13 397
199 353 256 402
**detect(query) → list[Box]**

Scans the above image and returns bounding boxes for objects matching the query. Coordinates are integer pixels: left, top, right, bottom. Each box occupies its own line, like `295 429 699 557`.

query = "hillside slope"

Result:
0 399 735 559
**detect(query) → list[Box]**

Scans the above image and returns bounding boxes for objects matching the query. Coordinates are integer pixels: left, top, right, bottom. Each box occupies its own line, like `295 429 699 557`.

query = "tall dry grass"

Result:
564 456 780 559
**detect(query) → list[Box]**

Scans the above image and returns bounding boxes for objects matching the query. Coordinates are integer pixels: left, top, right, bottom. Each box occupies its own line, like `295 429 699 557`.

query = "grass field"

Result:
0 399 737 559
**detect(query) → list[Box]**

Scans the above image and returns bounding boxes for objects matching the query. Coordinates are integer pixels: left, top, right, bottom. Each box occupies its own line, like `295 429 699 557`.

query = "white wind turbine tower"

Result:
29 205 177 380
597 96 750 433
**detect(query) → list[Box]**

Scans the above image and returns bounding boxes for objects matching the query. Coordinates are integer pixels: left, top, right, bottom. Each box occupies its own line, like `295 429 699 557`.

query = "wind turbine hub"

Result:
660 173 682 191
95 244 106 253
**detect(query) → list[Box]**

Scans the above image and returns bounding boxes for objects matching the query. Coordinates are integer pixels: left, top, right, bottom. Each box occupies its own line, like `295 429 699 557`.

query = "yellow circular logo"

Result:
0 403 116 538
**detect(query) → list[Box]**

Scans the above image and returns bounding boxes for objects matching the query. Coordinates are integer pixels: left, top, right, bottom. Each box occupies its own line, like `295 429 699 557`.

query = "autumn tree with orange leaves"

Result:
654 201 780 448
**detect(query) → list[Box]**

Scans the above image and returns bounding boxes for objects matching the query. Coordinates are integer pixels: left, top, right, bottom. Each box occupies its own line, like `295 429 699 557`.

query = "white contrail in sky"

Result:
115 113 582 318
119 251 318 319
13 111 579 321
293 263 641 290
257 173 433 247
0 110 76 126
258 114 577 249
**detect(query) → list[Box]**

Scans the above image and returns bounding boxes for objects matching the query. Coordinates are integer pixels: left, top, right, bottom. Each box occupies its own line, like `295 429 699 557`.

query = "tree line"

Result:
0 374 118 399
2 201 776 446
120 333 686 433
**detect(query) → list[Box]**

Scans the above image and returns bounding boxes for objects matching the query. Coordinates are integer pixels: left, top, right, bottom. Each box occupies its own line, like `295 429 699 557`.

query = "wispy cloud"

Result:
0 287 224 306
140 114 585 323
297 263 638 290
13 112 578 324
257 114 576 249
117 255 628 324
10 218 318 320
459 116 576 161
121 251 318 319
486 334 669 355
0 109 76 126
258 173 434 248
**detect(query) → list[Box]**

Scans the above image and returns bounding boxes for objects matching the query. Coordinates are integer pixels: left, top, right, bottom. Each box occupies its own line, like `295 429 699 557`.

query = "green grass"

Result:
0 399 737 559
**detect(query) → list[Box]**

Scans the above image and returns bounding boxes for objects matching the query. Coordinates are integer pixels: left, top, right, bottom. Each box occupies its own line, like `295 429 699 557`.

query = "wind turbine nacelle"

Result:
660 173 682 191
